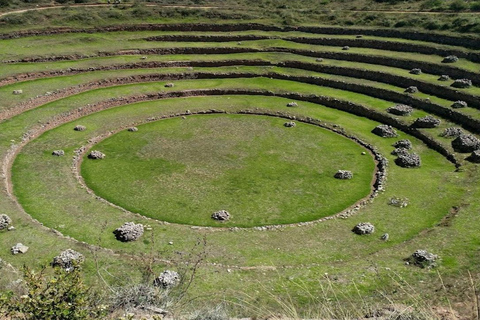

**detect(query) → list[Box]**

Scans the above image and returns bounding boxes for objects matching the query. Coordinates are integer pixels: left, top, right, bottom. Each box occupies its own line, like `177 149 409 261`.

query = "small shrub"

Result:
450 0 468 11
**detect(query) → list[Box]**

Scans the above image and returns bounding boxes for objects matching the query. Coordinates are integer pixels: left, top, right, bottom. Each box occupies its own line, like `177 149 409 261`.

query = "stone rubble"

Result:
391 147 409 156
73 125 86 131
452 134 480 153
352 222 375 235
451 100 467 109
153 270 180 289
387 104 413 116
392 139 412 149
440 127 464 138
88 150 105 159
442 55 458 63
409 249 438 268
11 243 29 255
286 102 298 107
451 78 472 88
52 150 65 156
412 115 441 128
438 75 450 81
113 222 144 242
0 214 12 230
12 89 23 95
371 124 398 138
164 83 174 88
284 121 296 127
395 153 421 168
334 170 353 180
468 150 480 163
51 249 85 271
127 127 138 132
404 86 418 93
409 68 422 75
211 210 230 221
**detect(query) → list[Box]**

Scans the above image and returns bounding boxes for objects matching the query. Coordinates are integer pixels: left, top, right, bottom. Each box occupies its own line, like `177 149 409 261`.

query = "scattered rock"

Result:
286 102 298 107
164 83 174 88
409 68 422 75
113 222 144 242
52 249 84 271
284 121 296 128
380 233 389 241
12 89 23 95
334 170 353 180
127 127 138 132
392 139 412 149
52 150 65 156
153 270 180 289
467 150 480 163
387 104 413 116
0 214 12 230
140 56 147 60
451 100 467 109
404 86 418 93
8 226 15 231
88 150 105 159
452 134 480 153
212 210 230 221
412 115 441 128
442 55 458 63
408 249 438 268
315 58 324 62
342 46 350 50
451 78 472 88
73 125 86 131
438 75 450 81
440 127 463 138
11 243 29 255
372 125 398 138
395 153 421 168
388 197 409 208
391 147 409 156
352 222 375 235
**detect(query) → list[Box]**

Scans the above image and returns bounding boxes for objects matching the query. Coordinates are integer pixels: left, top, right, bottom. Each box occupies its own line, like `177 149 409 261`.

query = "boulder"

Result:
352 222 375 235
284 121 296 128
387 104 413 116
442 55 458 63
395 153 421 168
438 75 450 81
113 222 144 242
412 115 441 128
164 83 174 88
392 139 412 149
153 270 180 289
12 89 23 95
11 243 29 255
52 150 65 156
452 134 480 153
451 101 467 109
52 249 84 271
127 127 138 132
451 79 472 88
212 210 230 221
409 249 438 268
88 150 105 159
334 170 353 180
342 46 350 50
315 58 324 62
372 125 398 138
467 150 480 163
286 102 298 107
404 86 418 94
409 68 422 75
73 125 86 131
440 127 463 138
0 214 12 230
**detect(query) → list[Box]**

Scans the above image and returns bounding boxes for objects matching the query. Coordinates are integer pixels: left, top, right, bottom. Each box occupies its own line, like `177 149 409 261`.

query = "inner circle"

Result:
81 114 376 227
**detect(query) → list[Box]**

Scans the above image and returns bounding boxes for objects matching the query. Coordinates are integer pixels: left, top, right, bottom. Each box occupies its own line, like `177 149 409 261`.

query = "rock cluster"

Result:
286 102 298 107
211 210 230 221
387 104 413 116
409 68 422 75
52 150 65 156
315 58 324 62
284 121 296 128
372 125 397 138
0 214 12 230
440 127 463 138
412 115 441 128
452 134 480 153
391 148 409 156
409 249 438 268
127 127 138 132
74 125 86 131
438 75 450 81
12 89 23 95
88 150 105 159
52 249 84 271
442 55 458 63
164 83 174 88
113 222 144 242
388 197 409 208
392 139 412 149
451 78 472 88
11 243 29 255
451 100 467 109
342 46 350 50
468 150 480 163
352 222 375 235
404 86 418 93
153 270 180 289
334 170 353 180
395 153 421 168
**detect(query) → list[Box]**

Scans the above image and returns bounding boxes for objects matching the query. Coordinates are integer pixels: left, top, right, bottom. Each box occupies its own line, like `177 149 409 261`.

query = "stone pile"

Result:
334 170 353 180
388 197 409 208
153 270 180 289
392 139 412 149
452 134 480 153
412 115 441 128
409 68 422 75
52 249 84 271
352 222 375 235
0 214 12 230
12 89 23 95
113 222 144 242
451 101 467 109
342 46 350 50
315 58 324 62
52 150 65 156
372 125 397 138
438 75 450 81
468 150 480 163
391 148 409 156
442 55 458 63
440 127 463 138
387 104 413 116
284 121 296 127
451 78 472 88
164 83 174 88
88 150 105 159
286 102 298 107
11 243 29 255
74 125 86 131
395 153 421 168
404 86 418 93
127 127 138 132
211 210 230 221
409 249 438 268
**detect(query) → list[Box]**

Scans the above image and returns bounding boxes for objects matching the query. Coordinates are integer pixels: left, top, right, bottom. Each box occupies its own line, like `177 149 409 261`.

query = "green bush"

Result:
449 0 468 11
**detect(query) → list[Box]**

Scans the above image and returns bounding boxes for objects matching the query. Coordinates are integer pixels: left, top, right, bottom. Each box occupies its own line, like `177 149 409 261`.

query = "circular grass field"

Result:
81 114 375 227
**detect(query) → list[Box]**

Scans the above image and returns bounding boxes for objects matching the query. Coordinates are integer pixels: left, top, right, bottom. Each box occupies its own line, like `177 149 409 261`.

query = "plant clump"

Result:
74 125 86 131
52 150 65 156
412 115 441 128
392 139 412 149
334 170 353 180
451 101 467 109
211 210 230 221
387 104 413 116
284 121 296 127
352 222 375 235
408 249 438 268
451 78 472 88
113 222 144 242
409 68 422 75
0 214 12 230
442 55 459 63
440 127 464 138
452 134 480 153
404 86 418 93
153 270 180 289
51 249 85 271
438 75 450 81
395 153 421 168
372 124 398 138
88 150 105 159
